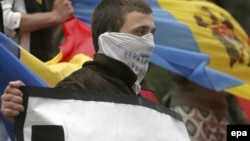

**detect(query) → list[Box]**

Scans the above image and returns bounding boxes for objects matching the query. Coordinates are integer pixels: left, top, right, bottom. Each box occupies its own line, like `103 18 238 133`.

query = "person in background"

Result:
1 0 159 122
163 72 249 141
165 72 229 141
1 0 73 61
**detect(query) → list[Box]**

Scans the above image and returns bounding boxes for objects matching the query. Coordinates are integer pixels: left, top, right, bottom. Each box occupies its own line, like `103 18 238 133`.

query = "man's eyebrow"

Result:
138 26 156 33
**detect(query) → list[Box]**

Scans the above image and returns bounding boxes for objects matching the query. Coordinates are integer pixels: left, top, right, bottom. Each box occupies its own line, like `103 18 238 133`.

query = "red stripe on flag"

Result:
59 17 95 62
237 97 250 121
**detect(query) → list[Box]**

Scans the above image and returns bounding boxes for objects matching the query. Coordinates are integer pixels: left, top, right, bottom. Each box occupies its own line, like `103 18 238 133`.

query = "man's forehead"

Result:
123 11 154 24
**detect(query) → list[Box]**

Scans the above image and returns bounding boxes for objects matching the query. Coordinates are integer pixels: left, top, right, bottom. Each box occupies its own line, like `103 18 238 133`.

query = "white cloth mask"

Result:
98 32 155 94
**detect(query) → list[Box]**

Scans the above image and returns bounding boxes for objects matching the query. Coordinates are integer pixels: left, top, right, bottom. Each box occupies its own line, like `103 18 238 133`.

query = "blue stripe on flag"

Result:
147 0 200 52
0 33 20 57
0 33 49 141
72 0 100 24
150 45 243 91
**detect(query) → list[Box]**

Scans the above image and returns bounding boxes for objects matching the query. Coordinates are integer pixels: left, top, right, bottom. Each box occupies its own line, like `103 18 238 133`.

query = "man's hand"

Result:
52 0 74 24
1 80 25 122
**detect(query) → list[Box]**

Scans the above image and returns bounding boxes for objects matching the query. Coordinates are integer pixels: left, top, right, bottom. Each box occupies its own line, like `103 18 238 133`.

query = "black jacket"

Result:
56 53 140 95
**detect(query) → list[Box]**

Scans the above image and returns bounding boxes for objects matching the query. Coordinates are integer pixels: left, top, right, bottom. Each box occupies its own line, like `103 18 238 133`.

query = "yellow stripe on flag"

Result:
20 47 92 87
225 84 250 100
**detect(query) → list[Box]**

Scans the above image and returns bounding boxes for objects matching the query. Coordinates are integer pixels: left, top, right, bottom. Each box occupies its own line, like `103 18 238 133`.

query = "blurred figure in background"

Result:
165 72 229 141
1 0 73 61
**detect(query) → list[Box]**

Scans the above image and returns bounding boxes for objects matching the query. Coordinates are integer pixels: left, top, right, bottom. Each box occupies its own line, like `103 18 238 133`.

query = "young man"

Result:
1 0 156 122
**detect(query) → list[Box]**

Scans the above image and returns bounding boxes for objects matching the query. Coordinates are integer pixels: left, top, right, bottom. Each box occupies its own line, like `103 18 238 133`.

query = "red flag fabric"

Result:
59 17 94 62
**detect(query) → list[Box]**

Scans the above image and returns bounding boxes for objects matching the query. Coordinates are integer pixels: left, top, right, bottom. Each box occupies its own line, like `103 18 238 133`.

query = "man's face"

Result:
119 11 155 37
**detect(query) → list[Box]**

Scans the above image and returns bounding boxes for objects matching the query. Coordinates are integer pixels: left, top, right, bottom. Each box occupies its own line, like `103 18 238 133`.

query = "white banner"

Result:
15 87 190 141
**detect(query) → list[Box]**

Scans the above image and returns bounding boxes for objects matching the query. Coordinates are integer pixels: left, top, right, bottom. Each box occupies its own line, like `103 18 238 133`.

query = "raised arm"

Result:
1 0 73 34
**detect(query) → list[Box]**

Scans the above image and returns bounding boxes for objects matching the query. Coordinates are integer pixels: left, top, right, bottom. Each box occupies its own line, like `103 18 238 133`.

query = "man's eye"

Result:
136 30 146 36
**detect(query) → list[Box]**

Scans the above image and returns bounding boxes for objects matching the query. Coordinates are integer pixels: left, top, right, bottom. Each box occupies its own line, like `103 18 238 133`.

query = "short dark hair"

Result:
91 0 152 52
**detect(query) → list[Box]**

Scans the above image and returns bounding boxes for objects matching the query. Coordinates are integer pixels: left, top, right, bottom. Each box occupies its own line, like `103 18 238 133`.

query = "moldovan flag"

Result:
149 0 250 97
0 17 94 89
14 86 190 141
146 0 250 119
28 17 94 87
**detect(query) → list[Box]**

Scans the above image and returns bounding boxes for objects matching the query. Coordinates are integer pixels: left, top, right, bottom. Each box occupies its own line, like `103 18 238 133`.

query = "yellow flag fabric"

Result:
21 18 94 86
21 48 92 87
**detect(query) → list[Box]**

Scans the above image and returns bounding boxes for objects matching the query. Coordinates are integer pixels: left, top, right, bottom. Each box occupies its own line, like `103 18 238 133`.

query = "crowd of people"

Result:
0 0 249 141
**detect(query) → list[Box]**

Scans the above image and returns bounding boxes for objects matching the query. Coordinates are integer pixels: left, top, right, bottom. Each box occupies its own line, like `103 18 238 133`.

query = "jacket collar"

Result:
84 53 137 88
